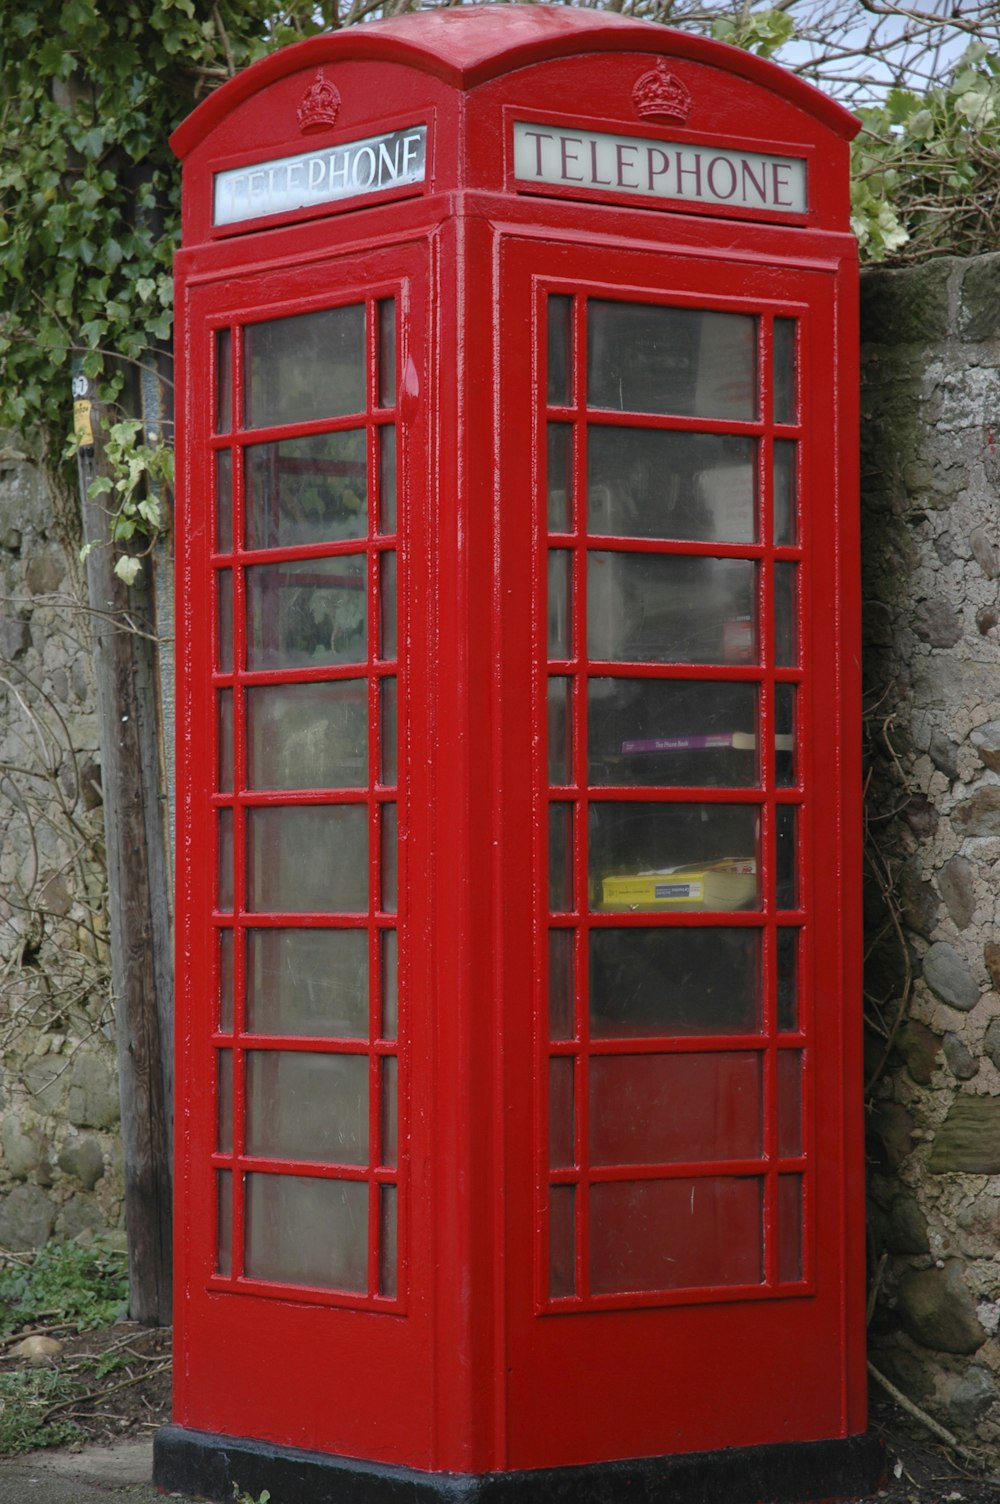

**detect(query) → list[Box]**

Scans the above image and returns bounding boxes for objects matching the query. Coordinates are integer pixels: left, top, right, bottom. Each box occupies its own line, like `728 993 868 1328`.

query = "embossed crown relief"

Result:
631 59 693 125
297 69 342 134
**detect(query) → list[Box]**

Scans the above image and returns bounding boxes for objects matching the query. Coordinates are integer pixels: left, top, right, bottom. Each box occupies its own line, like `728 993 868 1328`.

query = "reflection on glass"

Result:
549 1056 574 1168
381 678 397 785
247 928 368 1037
247 681 367 791
549 803 573 912
245 305 365 429
548 424 572 532
380 552 397 660
773 441 797 546
246 432 367 551
381 803 397 914
218 688 234 793
217 570 233 673
774 562 797 667
381 929 398 1041
216 451 233 553
381 1056 398 1167
548 677 573 785
590 1052 762 1165
777 1050 803 1157
588 301 757 420
217 1170 232 1277
588 553 756 665
777 927 798 1032
776 805 798 910
246 1173 367 1290
590 928 760 1037
219 929 234 1033
590 1177 763 1293
591 802 759 913
216 329 232 435
549 1184 575 1298
247 1050 368 1163
247 555 366 670
378 298 396 409
247 805 367 913
778 1173 803 1282
588 430 756 544
380 1185 397 1298
588 679 758 787
217 1050 233 1154
775 683 796 788
218 809 233 913
379 426 397 534
547 296 572 407
549 929 574 1041
773 319 797 425
548 551 572 659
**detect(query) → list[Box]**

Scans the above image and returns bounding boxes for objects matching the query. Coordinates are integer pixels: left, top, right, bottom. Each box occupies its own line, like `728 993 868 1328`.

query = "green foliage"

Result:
76 416 175 582
710 7 795 60
0 1368 84 1454
0 1240 129 1336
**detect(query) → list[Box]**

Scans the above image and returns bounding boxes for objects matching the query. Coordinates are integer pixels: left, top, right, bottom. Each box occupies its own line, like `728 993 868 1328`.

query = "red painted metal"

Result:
171 6 862 1478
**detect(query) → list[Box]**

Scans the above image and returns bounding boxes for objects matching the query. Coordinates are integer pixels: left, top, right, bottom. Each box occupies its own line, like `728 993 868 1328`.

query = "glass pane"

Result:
217 809 233 913
378 299 396 409
548 550 572 659
380 552 397 660
216 1171 232 1277
379 426 397 534
588 430 756 544
590 1177 763 1293
381 1056 398 1167
547 295 572 407
247 805 367 913
778 1174 803 1282
588 302 757 420
774 562 797 667
219 928 234 1032
589 679 758 787
773 441 797 546
549 1056 575 1169
588 554 756 665
381 803 397 914
216 329 232 435
777 1050 803 1157
549 802 573 912
247 681 367 791
549 1184 575 1298
548 423 573 532
548 929 575 1041
245 305 365 429
247 555 366 670
590 1052 761 1166
246 1050 368 1164
777 928 798 1032
775 683 795 788
547 677 573 785
217 570 233 673
245 1173 367 1291
218 689 234 793
381 677 397 785
776 804 798 910
590 928 760 1037
381 929 398 1041
773 319 797 425
216 450 232 553
246 431 367 551
380 1185 397 1298
591 802 759 913
217 1050 233 1154
247 928 368 1037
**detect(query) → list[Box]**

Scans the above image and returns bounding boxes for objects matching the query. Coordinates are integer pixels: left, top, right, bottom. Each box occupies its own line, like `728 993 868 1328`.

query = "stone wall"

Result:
861 253 1000 1445
0 445 124 1251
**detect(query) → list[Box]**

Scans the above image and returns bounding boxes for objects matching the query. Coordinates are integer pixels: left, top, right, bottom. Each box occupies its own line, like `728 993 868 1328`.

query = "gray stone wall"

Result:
0 445 123 1250
862 253 1000 1445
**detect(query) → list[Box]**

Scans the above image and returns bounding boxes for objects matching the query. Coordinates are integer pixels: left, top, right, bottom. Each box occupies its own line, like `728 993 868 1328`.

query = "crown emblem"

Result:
297 70 341 134
632 60 692 124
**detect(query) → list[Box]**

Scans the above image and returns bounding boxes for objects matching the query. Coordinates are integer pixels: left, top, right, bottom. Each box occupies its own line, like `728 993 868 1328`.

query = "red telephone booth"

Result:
157 10 879 1502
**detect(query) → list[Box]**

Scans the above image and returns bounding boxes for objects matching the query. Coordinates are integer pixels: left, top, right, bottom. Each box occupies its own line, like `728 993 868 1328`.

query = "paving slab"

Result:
0 1439 202 1503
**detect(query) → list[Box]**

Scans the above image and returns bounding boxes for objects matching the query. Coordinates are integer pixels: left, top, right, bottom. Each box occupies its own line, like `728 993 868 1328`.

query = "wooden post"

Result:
77 397 173 1326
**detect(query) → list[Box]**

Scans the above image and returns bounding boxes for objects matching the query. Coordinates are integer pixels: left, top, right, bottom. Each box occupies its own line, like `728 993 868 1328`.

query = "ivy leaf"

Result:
113 554 142 586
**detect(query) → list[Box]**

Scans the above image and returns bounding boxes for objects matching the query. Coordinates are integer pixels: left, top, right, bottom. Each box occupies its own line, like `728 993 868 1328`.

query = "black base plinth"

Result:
154 1423 884 1504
